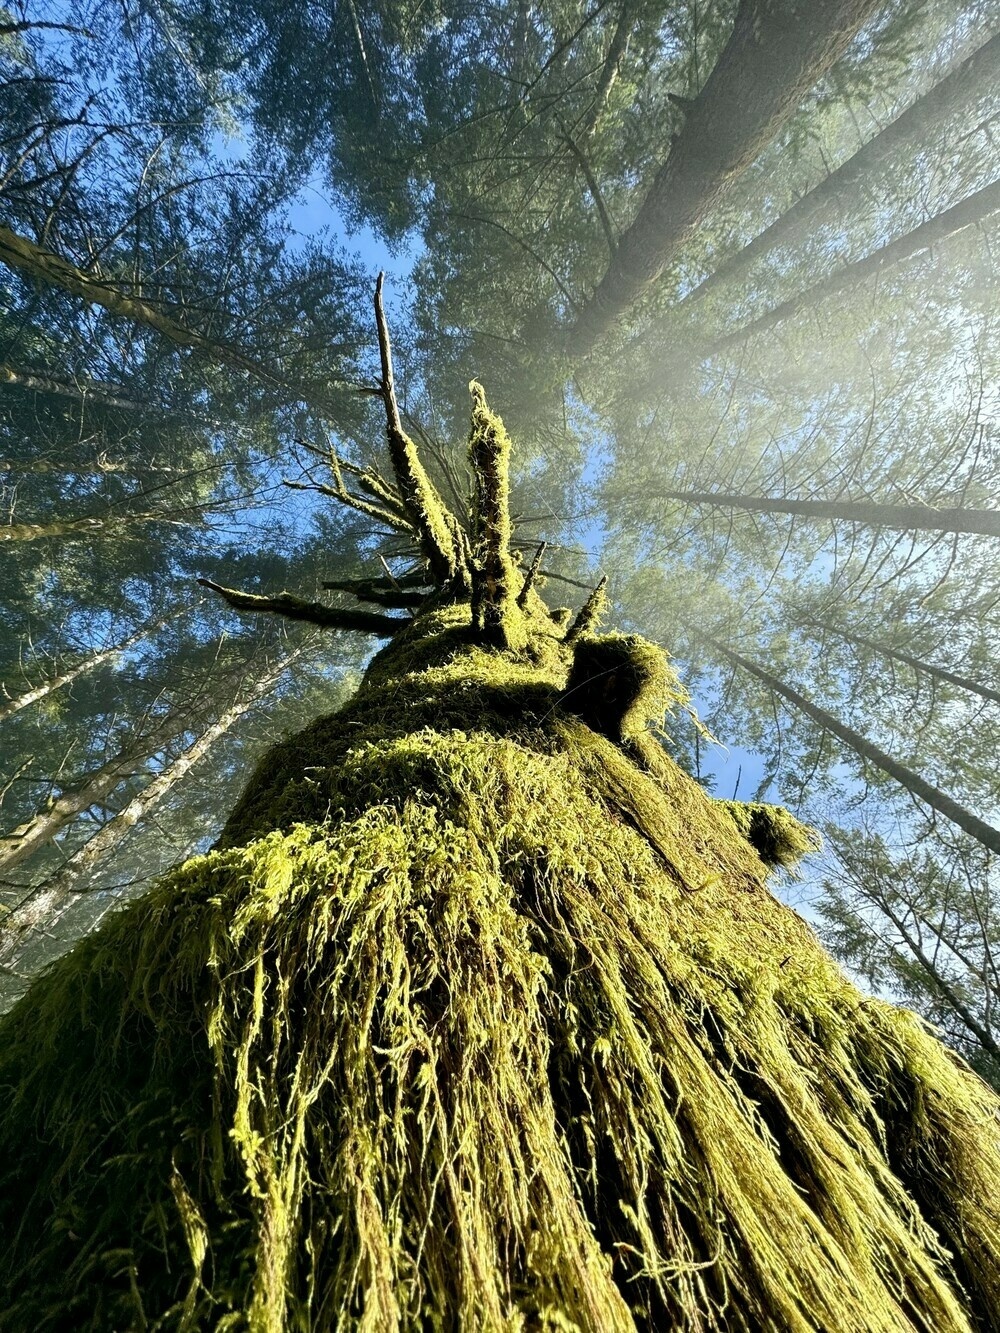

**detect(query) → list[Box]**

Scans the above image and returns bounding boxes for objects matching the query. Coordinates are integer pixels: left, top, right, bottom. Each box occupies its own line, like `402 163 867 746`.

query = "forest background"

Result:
1 0 999 1087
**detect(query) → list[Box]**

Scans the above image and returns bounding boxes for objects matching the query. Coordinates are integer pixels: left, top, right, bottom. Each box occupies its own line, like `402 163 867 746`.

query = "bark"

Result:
0 650 302 968
0 508 197 544
562 0 884 353
0 605 190 724
803 618 1000 707
0 225 356 415
657 487 1000 538
703 177 1000 359
681 29 1000 310
0 747 154 879
703 633 1000 858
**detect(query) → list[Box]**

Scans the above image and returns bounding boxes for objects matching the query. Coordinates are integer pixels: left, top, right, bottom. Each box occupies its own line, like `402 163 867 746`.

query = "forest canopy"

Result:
1 0 1000 1091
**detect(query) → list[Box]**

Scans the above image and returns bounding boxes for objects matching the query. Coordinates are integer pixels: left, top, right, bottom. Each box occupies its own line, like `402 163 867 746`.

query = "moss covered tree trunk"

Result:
2 290 999 1331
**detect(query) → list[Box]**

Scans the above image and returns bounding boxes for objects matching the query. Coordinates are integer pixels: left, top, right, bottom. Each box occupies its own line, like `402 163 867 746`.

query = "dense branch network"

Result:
199 278 608 649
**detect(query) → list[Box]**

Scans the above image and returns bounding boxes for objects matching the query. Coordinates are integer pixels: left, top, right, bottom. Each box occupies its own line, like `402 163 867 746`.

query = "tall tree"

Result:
818 821 1000 1088
1 304 999 1329
3 4 1000 1324
561 0 888 352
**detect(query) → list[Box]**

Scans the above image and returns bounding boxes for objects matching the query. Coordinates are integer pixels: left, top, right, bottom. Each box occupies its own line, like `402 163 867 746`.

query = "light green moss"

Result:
722 800 821 872
467 382 525 650
1 606 999 1331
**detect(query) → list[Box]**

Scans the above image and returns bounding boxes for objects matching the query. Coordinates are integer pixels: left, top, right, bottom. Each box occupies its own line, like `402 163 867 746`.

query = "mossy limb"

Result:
467 382 524 649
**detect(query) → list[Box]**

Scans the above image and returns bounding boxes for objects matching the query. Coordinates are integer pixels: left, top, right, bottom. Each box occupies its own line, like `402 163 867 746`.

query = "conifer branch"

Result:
196 579 407 635
292 440 413 528
564 575 609 643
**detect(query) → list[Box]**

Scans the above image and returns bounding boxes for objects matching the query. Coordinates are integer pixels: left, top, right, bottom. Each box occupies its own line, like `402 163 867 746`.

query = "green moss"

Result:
1 605 999 1331
723 800 821 872
467 382 525 650
562 633 687 746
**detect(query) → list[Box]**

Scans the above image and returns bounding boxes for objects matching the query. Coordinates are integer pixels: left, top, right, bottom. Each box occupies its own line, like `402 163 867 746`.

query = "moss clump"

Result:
1 605 999 1331
723 799 821 872
561 632 686 746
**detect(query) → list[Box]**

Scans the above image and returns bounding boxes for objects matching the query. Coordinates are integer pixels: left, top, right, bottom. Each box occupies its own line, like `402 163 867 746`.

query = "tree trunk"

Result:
703 630 1000 858
0 224 355 413
0 605 191 724
562 0 884 353
2 596 999 1330
703 177 1000 359
0 507 198 544
0 363 159 413
680 29 1000 310
802 617 1000 707
655 485 1000 537
0 734 176 878
0 649 302 969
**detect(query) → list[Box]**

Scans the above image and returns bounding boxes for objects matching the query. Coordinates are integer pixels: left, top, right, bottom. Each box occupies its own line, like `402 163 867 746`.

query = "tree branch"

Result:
196 578 407 635
373 273 462 583
518 541 547 608
565 575 609 643
321 577 427 609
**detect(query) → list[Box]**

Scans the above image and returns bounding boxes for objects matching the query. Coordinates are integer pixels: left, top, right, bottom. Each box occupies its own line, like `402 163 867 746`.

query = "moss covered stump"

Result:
1 601 999 1331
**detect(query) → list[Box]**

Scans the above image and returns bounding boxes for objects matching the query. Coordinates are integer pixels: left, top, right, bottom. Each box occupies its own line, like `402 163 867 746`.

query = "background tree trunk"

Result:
563 0 885 352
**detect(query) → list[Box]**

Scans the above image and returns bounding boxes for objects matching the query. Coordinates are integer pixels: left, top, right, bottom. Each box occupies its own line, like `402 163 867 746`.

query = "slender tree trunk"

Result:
680 29 1000 310
0 458 192 475
656 487 1000 537
562 0 884 353
0 650 301 968
0 225 355 413
802 618 1000 707
703 177 1000 359
0 507 197 544
873 892 1000 1063
702 632 1000 857
0 605 191 724
1 363 156 413
579 4 632 138
0 749 150 879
